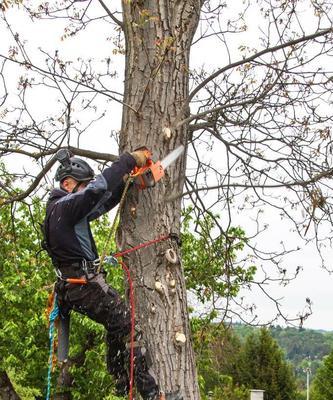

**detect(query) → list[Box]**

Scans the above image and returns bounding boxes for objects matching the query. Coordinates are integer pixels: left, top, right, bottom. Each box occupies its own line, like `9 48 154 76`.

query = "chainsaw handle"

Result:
143 149 152 159
131 163 151 177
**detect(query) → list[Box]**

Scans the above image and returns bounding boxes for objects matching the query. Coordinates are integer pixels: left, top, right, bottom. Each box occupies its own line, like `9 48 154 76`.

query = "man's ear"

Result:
61 178 71 192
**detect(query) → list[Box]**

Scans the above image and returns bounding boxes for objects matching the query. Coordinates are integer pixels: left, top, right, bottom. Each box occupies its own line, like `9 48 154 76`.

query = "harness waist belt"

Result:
55 259 100 279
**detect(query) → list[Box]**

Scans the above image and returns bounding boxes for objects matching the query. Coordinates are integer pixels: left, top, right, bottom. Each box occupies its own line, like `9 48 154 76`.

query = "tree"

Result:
191 321 248 400
237 328 298 400
311 349 333 400
1 0 333 398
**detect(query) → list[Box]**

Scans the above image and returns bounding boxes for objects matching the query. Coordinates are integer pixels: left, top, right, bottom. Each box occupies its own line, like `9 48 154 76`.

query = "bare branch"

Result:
0 55 137 113
98 0 123 29
0 147 118 205
187 27 333 103
170 167 333 202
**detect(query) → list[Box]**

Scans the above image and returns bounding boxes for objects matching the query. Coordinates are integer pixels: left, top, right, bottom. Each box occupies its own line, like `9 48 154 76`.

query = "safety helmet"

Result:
55 155 95 182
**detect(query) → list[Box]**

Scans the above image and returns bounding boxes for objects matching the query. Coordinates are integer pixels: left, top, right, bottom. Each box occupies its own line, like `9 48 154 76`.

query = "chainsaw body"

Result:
133 160 164 189
131 150 165 189
130 145 184 189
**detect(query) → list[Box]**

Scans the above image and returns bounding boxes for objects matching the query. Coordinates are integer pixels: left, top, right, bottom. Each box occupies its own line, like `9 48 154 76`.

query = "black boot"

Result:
114 375 129 397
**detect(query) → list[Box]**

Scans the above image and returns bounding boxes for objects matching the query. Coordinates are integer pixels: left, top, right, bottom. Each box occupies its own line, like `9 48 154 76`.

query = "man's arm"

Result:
56 153 137 223
87 150 149 219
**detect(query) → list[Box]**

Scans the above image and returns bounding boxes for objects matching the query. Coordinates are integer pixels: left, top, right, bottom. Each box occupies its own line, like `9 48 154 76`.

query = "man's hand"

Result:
131 148 150 167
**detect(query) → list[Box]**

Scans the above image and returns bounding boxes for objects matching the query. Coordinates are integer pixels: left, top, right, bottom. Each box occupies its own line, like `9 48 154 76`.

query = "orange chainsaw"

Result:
131 145 184 189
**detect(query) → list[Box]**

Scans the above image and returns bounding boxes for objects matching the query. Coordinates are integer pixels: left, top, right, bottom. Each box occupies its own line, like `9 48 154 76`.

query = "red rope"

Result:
114 234 171 258
113 234 171 400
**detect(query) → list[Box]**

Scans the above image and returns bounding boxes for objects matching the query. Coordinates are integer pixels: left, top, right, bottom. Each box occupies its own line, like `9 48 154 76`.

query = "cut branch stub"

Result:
165 248 178 264
174 332 186 347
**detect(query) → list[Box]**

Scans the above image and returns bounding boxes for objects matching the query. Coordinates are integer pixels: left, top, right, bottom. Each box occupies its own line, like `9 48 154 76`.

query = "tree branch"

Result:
98 0 123 29
0 155 57 205
0 147 119 205
0 55 138 113
0 146 118 162
167 168 333 201
0 371 20 400
188 27 333 103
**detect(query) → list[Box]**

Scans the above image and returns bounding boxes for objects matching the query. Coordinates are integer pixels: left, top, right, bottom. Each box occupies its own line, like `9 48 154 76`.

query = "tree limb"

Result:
98 0 123 29
167 168 333 201
0 147 119 205
188 27 333 103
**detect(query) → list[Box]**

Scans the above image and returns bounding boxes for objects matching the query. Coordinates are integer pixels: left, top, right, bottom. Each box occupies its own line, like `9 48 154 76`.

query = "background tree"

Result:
311 349 333 400
234 323 333 393
1 0 333 398
192 321 248 400
236 328 298 400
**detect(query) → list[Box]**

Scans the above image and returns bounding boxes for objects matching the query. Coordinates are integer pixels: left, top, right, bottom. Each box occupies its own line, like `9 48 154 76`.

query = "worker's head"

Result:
60 176 91 193
55 151 95 193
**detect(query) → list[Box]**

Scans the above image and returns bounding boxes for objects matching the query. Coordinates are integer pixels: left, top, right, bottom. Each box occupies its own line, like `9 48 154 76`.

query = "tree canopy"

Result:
237 328 298 400
311 349 333 400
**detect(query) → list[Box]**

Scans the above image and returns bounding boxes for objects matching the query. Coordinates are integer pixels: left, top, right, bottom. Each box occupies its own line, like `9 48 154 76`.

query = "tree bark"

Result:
55 362 72 400
0 371 20 400
119 1 201 398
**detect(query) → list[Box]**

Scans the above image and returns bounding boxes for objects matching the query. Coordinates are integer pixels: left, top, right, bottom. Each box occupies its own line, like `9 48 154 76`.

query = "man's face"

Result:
61 177 89 193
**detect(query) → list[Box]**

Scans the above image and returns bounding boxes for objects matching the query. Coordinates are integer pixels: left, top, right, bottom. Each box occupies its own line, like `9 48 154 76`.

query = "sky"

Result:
1 2 333 331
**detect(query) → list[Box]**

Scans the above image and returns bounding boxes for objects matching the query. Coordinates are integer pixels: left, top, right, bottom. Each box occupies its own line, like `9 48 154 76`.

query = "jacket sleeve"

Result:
55 153 136 223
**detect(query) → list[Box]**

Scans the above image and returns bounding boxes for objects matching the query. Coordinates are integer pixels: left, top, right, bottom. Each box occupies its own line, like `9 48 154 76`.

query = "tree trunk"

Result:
119 1 201 398
0 371 20 400
55 362 72 400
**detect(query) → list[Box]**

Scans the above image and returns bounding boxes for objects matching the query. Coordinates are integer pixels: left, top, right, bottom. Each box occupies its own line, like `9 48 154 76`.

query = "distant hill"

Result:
232 323 333 389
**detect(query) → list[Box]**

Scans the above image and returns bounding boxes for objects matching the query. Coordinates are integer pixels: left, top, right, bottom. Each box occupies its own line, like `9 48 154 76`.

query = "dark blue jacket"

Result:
44 153 136 265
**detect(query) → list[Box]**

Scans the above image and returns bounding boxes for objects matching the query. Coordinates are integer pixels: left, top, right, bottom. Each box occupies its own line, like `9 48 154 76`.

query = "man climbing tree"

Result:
43 148 182 399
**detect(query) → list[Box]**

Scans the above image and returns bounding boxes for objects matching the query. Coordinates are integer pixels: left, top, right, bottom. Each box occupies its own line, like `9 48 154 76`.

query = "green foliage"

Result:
205 380 249 400
271 326 331 369
181 207 256 303
0 200 52 398
311 349 333 400
234 323 333 391
192 321 249 399
192 323 299 399
237 328 298 400
181 208 258 398
0 199 125 399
